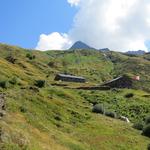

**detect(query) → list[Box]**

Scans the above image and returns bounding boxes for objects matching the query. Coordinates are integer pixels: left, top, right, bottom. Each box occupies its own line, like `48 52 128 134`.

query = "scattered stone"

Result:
29 86 39 92
119 116 130 123
0 94 5 111
0 94 6 118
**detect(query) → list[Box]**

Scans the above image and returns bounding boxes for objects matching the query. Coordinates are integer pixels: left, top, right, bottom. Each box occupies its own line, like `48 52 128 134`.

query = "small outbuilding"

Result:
54 74 86 83
102 75 133 88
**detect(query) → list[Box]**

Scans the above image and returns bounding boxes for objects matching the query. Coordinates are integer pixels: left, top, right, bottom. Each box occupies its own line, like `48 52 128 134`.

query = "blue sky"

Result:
1 0 150 51
0 0 77 48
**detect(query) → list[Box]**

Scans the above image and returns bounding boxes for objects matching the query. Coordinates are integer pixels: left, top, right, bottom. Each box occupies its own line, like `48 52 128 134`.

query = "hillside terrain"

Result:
0 43 150 150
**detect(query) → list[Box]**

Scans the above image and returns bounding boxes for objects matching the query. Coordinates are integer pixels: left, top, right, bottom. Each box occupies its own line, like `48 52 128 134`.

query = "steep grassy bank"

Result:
1 86 150 150
0 43 150 150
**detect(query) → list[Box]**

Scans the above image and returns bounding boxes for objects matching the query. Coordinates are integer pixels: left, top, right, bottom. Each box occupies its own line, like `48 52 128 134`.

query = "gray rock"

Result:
0 94 6 118
0 94 5 111
119 116 130 123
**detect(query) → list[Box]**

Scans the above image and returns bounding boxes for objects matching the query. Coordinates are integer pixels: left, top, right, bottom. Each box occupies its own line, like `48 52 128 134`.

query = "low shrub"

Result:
105 111 117 118
92 104 105 114
111 88 120 93
9 77 20 85
26 53 35 60
145 116 150 125
6 55 17 64
35 80 45 88
133 122 143 130
91 101 98 106
54 115 62 121
48 61 57 68
142 124 150 137
125 93 134 98
29 86 39 92
0 80 9 88
147 144 150 150
19 106 27 113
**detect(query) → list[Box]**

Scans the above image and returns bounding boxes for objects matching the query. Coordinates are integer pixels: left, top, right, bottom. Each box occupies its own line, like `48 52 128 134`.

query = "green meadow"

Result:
0 43 150 150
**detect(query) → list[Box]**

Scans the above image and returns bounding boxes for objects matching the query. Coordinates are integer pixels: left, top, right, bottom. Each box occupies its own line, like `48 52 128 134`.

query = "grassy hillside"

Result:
106 51 150 91
0 43 150 150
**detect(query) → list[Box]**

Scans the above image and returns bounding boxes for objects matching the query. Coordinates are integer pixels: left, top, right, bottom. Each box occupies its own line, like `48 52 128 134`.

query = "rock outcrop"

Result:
0 94 6 118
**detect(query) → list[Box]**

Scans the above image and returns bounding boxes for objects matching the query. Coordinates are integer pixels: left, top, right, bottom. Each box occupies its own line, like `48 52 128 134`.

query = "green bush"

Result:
54 115 62 121
6 55 17 64
19 106 27 113
133 122 143 130
9 77 19 85
0 80 9 88
142 124 150 137
125 93 134 98
105 111 116 118
92 104 105 114
48 61 57 68
35 80 45 88
147 144 150 150
26 53 35 60
145 116 150 125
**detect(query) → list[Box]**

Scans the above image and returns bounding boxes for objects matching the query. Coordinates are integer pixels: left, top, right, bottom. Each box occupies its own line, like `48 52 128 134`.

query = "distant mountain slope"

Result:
70 41 95 49
125 50 146 55
99 48 110 52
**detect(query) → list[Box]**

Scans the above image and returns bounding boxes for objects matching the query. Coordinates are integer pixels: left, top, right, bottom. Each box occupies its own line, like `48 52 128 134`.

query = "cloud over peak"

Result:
36 0 150 51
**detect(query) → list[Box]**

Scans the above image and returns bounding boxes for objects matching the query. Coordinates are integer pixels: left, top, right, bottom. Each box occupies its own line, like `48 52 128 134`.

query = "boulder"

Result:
119 116 130 123
0 94 5 111
0 94 6 118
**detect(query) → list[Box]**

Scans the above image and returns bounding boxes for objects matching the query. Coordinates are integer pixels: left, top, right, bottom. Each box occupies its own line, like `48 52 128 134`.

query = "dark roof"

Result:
57 74 85 79
101 75 133 89
103 76 123 84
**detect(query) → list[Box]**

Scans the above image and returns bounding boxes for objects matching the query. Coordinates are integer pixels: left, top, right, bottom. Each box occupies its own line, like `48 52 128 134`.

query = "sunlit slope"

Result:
0 43 150 150
1 87 150 150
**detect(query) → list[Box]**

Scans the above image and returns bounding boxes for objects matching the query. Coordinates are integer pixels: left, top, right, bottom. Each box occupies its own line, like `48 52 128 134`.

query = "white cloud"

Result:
36 0 150 51
67 0 80 6
35 32 72 51
69 0 150 51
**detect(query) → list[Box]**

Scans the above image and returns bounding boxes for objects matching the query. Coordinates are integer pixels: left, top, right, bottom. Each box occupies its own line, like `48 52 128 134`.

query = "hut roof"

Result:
57 74 85 79
103 76 123 84
101 75 133 89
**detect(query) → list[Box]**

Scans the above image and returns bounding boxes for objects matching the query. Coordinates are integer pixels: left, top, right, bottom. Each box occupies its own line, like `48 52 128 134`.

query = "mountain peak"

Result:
70 41 95 50
99 48 110 52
